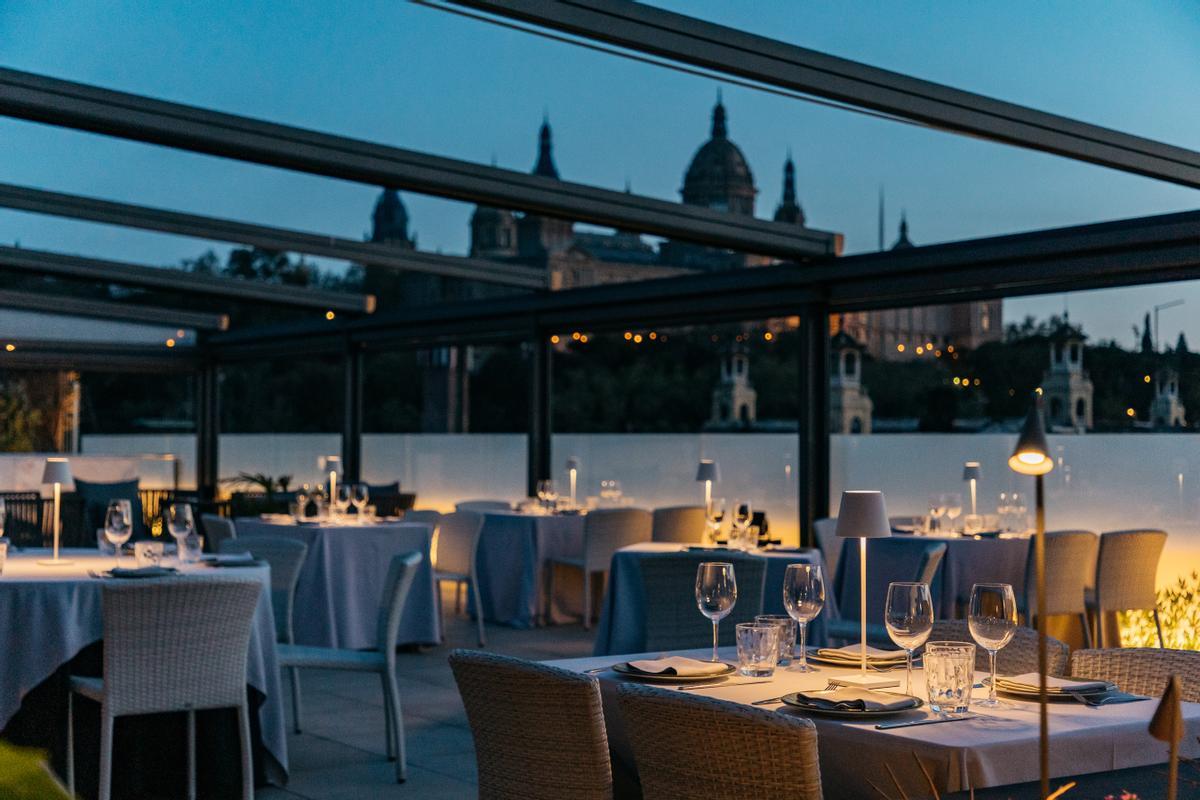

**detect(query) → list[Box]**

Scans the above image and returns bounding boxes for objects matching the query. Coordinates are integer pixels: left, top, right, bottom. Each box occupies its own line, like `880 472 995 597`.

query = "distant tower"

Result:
469 204 518 258
829 332 873 434
517 117 575 259
1151 367 1187 428
680 93 757 215
1041 323 1093 431
891 213 914 250
772 153 805 226
370 188 415 248
710 348 757 427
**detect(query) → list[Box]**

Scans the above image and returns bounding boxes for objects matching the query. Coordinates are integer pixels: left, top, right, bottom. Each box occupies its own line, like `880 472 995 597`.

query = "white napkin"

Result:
816 644 907 664
995 673 1110 694
792 687 918 712
626 656 729 677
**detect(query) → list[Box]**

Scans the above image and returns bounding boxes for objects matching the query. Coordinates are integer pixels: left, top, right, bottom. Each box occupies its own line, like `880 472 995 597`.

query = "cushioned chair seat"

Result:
68 675 104 703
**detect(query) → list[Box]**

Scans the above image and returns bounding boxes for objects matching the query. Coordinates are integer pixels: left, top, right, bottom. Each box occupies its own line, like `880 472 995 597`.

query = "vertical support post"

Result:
797 305 831 547
1035 473 1048 799
342 342 364 484
195 354 220 503
527 332 552 498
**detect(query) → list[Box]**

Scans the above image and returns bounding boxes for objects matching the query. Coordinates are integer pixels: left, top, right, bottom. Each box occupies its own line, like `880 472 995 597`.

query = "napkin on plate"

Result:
107 566 177 579
626 656 729 677
201 554 258 567
815 645 907 665
994 673 1111 694
791 687 917 712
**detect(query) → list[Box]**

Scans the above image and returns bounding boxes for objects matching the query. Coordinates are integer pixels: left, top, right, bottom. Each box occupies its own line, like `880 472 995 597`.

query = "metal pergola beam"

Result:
0 287 229 330
449 0 1200 190
0 67 841 259
0 243 373 313
0 182 547 289
0 340 195 373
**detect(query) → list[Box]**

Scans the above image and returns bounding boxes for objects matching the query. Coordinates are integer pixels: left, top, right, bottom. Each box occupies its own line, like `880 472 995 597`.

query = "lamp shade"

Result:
695 459 720 483
1008 399 1054 476
42 457 72 485
834 490 891 539
962 461 982 481
566 457 580 472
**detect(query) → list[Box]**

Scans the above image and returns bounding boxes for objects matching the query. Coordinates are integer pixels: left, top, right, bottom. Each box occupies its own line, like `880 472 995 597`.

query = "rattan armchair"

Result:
617 682 822 800
1088 529 1168 647
1020 529 1097 648
449 649 612 800
1071 648 1200 701
651 505 706 544
928 619 1069 676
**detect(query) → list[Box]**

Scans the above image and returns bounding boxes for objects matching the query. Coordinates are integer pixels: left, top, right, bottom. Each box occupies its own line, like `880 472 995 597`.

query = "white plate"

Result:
781 691 923 717
805 648 910 669
985 676 1116 700
611 662 737 683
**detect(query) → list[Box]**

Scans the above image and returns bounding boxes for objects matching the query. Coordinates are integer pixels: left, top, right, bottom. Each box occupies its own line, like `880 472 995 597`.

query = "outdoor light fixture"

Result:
565 457 580 507
962 461 982 516
834 490 891 681
320 455 342 499
39 457 73 566
1007 394 1053 797
695 459 720 508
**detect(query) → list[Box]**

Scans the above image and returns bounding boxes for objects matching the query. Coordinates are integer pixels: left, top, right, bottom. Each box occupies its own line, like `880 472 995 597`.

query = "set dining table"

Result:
552 646 1200 798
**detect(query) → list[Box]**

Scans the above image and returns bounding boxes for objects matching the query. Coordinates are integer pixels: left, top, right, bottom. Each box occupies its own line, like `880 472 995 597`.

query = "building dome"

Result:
681 96 756 216
370 188 413 246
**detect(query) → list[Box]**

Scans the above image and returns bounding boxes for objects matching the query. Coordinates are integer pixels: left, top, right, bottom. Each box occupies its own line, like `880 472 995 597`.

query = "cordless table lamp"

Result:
565 457 580 507
695 459 720 509
834 490 892 681
962 461 982 516
39 457 73 566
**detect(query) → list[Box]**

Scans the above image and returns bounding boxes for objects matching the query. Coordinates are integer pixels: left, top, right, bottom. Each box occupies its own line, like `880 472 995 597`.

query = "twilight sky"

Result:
0 1 1197 346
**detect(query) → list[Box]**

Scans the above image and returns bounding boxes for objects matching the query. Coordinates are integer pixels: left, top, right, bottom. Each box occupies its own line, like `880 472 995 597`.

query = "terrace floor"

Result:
260 589 594 800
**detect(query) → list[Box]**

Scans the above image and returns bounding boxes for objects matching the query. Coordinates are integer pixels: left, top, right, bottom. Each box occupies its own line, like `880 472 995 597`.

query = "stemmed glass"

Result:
0 497 6 539
704 497 725 545
943 493 963 534
782 564 825 672
928 494 948 533
104 500 133 568
969 583 1018 707
730 499 753 550
695 562 737 663
351 483 370 516
166 503 194 561
884 582 934 694
335 484 353 519
295 484 310 521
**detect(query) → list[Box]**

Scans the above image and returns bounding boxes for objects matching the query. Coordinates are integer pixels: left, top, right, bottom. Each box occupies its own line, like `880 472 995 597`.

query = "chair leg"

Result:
290 666 304 734
237 702 254 800
434 578 445 642
380 671 396 761
98 708 114 800
1079 613 1093 649
1153 608 1165 648
66 691 75 797
471 576 487 647
187 709 196 800
383 669 406 782
582 570 591 630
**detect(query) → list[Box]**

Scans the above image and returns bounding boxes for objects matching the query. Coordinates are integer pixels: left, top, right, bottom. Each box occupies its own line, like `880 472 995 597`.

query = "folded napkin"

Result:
107 566 177 579
201 554 258 567
994 673 1111 694
792 687 917 712
816 645 907 664
626 656 729 677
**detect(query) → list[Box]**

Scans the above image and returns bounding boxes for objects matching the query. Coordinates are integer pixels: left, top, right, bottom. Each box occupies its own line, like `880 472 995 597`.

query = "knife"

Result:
875 713 979 730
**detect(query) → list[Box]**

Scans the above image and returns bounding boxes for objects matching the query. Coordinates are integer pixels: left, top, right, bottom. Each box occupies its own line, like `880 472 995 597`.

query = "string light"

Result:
764 332 774 341
579 334 589 343
550 335 560 344
325 310 335 320
896 344 905 353
165 338 176 348
624 332 633 341
4 344 13 352
633 334 643 343
1126 407 1137 418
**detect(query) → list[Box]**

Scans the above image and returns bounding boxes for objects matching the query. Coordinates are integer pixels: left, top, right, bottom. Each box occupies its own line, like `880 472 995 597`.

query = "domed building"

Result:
680 94 756 216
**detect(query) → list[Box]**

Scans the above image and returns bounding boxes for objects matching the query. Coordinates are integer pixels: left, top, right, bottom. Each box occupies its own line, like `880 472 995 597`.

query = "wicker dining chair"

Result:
1070 648 1200 701
812 517 842 592
201 513 237 552
1018 529 1097 647
277 550 423 783
638 552 767 652
67 576 263 800
455 500 512 512
449 650 612 800
1088 529 1168 647
546 508 653 629
219 535 308 733
928 619 1070 676
432 511 486 646
403 509 442 527
617 682 822 800
650 506 706 544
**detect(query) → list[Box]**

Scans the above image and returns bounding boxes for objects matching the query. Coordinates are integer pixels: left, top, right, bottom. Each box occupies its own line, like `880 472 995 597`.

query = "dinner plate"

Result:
984 677 1117 699
780 691 923 717
611 662 736 682
804 648 911 669
105 566 178 579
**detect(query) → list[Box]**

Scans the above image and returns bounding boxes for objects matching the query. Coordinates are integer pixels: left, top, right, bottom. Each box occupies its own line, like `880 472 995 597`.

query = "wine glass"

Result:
943 493 963 534
695 562 737 663
0 497 6 539
928 494 948 533
295 484 310 521
351 483 369 516
884 582 934 694
166 503 194 560
704 497 725 545
335 483 353 518
782 563 825 672
969 582 1018 707
731 499 753 550
104 500 133 568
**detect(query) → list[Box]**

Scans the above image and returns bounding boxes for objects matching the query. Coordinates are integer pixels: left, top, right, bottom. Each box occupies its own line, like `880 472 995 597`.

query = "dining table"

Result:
551 646 1200 798
592 543 838 656
0 548 287 793
235 516 439 649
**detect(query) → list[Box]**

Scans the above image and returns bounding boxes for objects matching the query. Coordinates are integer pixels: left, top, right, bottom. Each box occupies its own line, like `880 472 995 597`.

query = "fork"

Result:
751 681 838 706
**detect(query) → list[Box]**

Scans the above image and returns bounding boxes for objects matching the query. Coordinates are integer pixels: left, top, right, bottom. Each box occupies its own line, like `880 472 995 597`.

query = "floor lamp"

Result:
833 490 892 684
1007 396 1053 797
39 457 73 566
695 459 720 510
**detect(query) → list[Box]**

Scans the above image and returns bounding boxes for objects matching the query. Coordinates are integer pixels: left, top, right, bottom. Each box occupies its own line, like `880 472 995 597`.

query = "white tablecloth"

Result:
473 511 586 628
0 549 287 781
236 519 439 649
552 647 1200 797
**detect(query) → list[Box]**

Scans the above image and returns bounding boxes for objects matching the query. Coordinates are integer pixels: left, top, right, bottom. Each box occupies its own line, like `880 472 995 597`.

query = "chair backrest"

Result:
219 535 307 643
456 500 512 513
0 491 43 547
617 683 821 800
583 508 653 570
837 539 947 622
403 509 442 527
201 513 237 553
813 517 842 587
1022 529 1096 616
1093 530 1167 612
101 577 262 717
651 506 706 544
434 511 483 576
1071 648 1200 702
449 649 612 800
74 478 148 541
638 553 767 652
928 619 1069 676
376 551 424 658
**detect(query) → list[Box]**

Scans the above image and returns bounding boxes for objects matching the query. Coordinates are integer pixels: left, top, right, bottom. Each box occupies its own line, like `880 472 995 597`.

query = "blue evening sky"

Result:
0 1 1197 345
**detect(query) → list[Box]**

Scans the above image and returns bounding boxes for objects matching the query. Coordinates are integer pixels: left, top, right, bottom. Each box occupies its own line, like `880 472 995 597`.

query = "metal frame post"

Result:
195 353 220 502
797 306 831 546
527 333 552 498
342 342 364 484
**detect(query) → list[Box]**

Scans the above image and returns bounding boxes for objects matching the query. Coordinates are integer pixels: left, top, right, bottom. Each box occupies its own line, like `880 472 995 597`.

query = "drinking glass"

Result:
104 500 133 567
755 614 796 667
0 497 6 539
351 483 369 516
335 484 353 518
943 493 963 534
295 484 311 521
781 563 825 672
884 582 934 694
925 641 976 714
695 562 737 663
730 499 753 550
968 583 1018 707
928 494 947 532
704 497 725 545
735 622 779 677
166 502 196 560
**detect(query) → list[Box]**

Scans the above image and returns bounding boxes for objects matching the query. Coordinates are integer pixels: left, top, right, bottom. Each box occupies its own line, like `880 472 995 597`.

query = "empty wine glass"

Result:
943 493 963 533
969 582 1018 707
704 497 725 545
731 499 753 550
351 483 369 516
295 484 310 521
335 483 352 518
782 563 825 672
695 562 737 663
104 499 133 568
928 494 948 532
166 503 194 560
884 582 934 694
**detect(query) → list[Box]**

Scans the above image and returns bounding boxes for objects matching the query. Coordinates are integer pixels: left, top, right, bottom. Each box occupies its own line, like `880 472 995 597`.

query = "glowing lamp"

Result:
835 490 891 679
565 457 580 507
695 460 720 508
39 458 73 566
